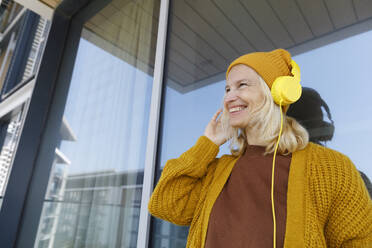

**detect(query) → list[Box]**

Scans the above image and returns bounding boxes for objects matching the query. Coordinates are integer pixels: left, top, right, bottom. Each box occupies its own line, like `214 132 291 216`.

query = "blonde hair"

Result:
221 76 309 156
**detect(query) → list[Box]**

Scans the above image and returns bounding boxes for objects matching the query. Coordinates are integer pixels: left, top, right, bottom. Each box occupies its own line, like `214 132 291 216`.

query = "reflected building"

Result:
36 160 187 248
0 0 50 201
38 169 144 248
35 117 76 248
0 112 22 196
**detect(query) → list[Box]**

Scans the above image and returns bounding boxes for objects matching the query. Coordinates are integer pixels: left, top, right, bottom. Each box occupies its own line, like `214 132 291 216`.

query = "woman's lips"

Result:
229 106 247 117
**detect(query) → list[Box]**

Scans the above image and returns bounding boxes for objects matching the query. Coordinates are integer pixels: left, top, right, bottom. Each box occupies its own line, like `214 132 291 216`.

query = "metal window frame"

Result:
0 0 170 247
0 77 34 119
137 0 170 247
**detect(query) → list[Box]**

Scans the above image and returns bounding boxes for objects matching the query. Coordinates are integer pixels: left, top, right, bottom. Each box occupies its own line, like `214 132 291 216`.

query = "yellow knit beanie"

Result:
226 48 292 90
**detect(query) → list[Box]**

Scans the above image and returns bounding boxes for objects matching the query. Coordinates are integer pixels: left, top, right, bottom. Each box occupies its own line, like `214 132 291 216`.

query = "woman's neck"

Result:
245 127 266 146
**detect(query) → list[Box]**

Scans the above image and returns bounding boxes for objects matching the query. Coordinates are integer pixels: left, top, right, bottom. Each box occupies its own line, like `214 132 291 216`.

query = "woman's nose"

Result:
224 91 238 103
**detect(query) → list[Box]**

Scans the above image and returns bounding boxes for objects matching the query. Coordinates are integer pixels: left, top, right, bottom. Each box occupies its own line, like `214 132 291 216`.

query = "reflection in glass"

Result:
0 9 49 96
34 0 159 247
0 108 25 202
287 87 335 146
291 34 372 193
0 1 23 33
0 12 24 90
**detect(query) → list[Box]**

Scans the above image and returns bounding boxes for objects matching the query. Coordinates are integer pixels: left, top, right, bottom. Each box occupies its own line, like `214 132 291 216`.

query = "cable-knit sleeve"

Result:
148 136 219 226
325 154 372 247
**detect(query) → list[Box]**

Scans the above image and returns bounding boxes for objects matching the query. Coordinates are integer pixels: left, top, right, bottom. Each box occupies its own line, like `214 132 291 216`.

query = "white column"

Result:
137 0 170 247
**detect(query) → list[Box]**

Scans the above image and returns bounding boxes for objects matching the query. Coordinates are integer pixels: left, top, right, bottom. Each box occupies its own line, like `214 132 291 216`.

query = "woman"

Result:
148 49 372 247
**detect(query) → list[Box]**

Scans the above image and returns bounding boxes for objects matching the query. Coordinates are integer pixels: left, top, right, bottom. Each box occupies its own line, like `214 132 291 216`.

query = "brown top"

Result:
204 145 291 248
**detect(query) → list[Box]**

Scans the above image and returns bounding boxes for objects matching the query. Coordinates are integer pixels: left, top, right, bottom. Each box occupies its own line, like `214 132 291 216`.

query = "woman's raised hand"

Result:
204 109 228 146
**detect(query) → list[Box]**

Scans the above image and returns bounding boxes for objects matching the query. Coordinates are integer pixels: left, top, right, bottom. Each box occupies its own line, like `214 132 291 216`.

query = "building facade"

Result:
0 0 371 247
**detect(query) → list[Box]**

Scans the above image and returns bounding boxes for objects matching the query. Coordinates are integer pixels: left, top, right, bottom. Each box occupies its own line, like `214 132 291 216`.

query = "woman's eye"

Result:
225 88 230 93
239 83 247 87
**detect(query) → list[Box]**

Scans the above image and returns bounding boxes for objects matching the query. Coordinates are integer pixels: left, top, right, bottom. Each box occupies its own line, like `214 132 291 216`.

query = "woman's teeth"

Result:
229 106 246 113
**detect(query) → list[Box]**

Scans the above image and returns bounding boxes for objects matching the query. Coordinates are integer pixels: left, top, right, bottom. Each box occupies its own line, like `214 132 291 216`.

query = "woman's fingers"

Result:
212 109 222 122
204 109 227 146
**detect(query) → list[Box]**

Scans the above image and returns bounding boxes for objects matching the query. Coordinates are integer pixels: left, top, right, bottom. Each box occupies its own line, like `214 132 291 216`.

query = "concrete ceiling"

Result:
39 0 372 93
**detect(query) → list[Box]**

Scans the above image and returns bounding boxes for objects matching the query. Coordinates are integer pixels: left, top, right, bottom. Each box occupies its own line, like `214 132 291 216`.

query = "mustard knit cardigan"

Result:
148 136 372 247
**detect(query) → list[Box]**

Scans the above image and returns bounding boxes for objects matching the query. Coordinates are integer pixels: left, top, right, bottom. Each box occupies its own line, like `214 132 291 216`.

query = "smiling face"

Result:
224 64 266 128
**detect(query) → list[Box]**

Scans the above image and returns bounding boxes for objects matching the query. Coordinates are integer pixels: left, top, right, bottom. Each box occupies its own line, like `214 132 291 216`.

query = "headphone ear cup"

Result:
271 76 302 106
320 121 335 141
307 121 335 141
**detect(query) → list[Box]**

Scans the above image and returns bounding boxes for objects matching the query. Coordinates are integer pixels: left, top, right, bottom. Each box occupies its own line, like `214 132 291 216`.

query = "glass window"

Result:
290 33 372 186
0 0 50 98
0 106 26 208
0 11 24 91
33 0 160 247
0 9 49 97
0 1 23 33
151 0 372 247
0 5 49 212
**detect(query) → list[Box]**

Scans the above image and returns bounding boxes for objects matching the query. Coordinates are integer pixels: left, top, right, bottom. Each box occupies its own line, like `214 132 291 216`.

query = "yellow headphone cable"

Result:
271 100 284 248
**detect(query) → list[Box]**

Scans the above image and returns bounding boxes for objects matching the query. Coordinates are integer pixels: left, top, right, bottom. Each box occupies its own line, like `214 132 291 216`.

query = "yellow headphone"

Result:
269 59 302 248
271 60 302 106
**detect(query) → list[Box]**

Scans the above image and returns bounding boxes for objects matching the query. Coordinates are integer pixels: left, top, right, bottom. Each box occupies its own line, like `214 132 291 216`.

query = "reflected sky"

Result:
295 29 372 179
59 29 372 180
60 38 152 174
